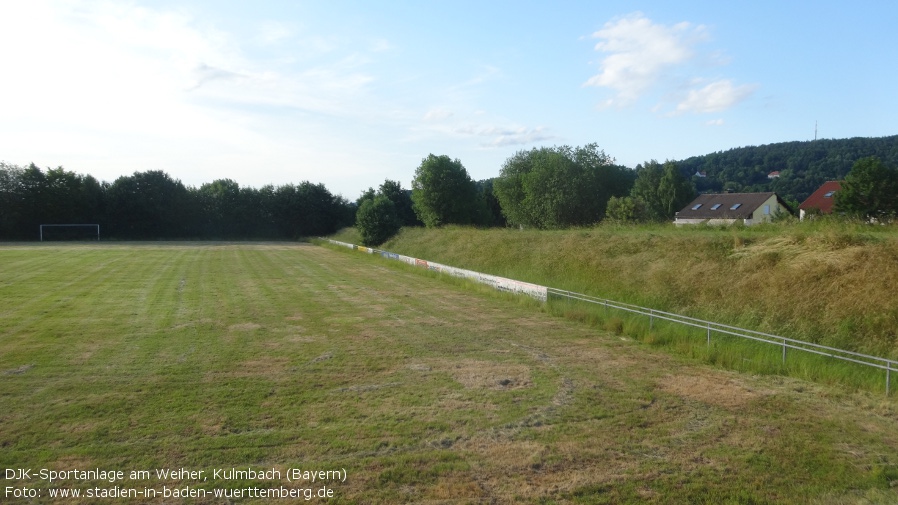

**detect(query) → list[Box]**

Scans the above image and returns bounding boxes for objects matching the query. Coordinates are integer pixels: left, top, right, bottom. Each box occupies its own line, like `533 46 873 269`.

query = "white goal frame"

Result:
39 224 100 241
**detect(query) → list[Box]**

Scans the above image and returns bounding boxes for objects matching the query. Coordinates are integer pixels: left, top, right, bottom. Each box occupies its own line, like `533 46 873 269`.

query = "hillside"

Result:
333 222 898 361
672 135 898 204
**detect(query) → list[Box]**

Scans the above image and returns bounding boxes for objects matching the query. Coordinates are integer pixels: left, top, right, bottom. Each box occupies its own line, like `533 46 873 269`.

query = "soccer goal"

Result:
39 224 100 241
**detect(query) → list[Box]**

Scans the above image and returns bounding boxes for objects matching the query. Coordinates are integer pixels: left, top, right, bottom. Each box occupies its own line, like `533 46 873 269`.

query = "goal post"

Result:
39 224 100 241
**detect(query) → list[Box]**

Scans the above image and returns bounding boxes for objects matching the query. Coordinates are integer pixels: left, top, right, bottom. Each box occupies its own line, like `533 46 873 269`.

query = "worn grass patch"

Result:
1 242 897 503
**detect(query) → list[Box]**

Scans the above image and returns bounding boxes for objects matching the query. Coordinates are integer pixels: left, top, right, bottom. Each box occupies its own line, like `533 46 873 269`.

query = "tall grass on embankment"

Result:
330 219 898 365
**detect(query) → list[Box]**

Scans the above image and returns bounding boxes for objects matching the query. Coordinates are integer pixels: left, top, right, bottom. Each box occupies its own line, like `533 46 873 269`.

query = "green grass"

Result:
351 222 898 356
548 296 892 394
2 242 898 503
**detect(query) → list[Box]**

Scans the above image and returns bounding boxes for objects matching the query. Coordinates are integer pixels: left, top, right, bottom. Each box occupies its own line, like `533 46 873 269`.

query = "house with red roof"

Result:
798 181 842 221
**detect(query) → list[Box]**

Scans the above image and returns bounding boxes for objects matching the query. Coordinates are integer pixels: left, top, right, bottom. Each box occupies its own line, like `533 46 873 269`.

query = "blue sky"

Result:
1 1 896 199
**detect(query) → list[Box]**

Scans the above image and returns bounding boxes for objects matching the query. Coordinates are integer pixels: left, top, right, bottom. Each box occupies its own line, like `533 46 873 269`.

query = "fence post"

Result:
888 362 891 396
706 322 711 347
604 300 607 315
650 309 654 330
782 339 787 364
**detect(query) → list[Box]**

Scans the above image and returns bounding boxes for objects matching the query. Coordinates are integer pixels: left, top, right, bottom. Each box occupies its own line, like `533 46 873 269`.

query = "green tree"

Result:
493 144 632 228
356 187 376 208
411 154 481 227
106 170 192 238
356 195 401 246
378 179 419 226
234 185 278 238
270 182 352 238
605 196 647 223
630 161 665 220
630 160 694 221
0 162 25 238
657 161 696 217
197 179 240 237
477 179 506 227
834 156 898 220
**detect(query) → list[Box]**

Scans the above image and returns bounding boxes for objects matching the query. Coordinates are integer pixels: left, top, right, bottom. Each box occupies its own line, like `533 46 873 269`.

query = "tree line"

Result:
356 145 697 245
0 163 354 240
355 145 898 247
5 135 895 243
674 135 898 205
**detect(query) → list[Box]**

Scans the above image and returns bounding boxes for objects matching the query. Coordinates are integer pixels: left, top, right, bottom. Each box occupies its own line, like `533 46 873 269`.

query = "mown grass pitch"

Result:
1 242 897 503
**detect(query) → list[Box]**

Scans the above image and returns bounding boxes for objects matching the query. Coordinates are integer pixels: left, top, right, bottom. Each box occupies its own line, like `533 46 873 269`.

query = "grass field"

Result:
2 242 898 503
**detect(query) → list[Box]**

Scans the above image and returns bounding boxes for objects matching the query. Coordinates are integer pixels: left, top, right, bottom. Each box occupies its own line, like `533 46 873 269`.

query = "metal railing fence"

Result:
549 288 894 395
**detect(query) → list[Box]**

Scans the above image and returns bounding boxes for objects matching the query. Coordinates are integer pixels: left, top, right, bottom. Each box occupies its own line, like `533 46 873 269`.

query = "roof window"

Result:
730 203 742 210
824 191 836 198
710 204 722 210
691 203 703 210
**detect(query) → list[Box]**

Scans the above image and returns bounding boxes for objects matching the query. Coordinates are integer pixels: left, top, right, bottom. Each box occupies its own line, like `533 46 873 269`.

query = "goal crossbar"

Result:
39 224 100 241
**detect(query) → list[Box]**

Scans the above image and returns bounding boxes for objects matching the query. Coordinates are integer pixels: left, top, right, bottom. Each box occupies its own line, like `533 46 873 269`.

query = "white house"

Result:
674 192 792 226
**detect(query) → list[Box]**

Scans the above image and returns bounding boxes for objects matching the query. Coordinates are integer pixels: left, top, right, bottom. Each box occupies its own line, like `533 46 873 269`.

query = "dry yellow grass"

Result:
368 223 898 358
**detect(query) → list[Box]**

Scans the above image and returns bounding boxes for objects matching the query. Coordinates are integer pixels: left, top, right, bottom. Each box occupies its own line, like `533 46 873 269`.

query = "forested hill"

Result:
673 135 898 204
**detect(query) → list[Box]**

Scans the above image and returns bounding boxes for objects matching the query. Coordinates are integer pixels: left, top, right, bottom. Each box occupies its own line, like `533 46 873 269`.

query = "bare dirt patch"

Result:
3 364 34 375
659 371 770 409
429 358 534 390
224 357 292 379
335 382 402 393
228 322 262 331
285 335 317 343
309 351 334 364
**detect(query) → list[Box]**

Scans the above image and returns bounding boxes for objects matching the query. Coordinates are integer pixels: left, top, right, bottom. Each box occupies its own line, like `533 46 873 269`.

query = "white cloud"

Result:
585 12 757 115
0 0 398 195
676 80 758 114
454 125 555 148
585 12 702 106
706 118 725 126
0 1 387 133
188 63 248 90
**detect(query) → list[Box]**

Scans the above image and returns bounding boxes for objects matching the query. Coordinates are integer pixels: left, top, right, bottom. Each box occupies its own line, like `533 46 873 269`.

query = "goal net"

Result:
39 224 100 241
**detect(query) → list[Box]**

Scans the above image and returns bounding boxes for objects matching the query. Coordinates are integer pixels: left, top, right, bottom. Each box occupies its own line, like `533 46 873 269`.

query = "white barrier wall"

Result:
325 239 548 302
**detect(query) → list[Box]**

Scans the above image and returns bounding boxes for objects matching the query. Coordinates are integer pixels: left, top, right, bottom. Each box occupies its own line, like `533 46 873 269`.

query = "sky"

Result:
1 1 896 199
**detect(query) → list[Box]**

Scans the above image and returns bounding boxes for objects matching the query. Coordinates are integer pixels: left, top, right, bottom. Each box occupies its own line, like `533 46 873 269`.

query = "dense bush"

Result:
356 195 401 246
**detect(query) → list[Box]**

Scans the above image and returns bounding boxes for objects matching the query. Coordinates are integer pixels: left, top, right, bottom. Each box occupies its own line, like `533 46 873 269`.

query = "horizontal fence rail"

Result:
548 288 895 395
322 238 895 395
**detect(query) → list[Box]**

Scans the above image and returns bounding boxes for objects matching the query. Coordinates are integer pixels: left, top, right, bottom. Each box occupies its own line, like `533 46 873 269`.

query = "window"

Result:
764 205 770 215
730 203 742 210
691 203 703 210
710 204 722 210
824 191 836 198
